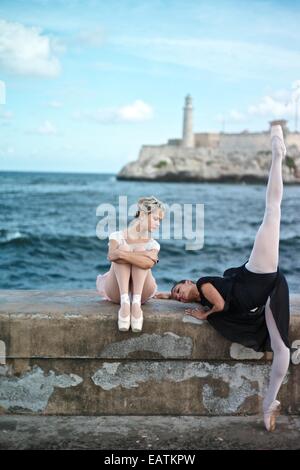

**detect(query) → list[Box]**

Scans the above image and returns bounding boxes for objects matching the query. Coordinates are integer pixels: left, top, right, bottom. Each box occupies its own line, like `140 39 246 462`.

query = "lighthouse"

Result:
182 94 194 148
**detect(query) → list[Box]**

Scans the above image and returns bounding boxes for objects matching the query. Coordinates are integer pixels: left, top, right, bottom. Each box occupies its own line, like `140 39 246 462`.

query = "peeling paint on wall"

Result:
291 340 300 365
202 381 256 414
100 332 193 358
0 365 7 376
182 315 204 325
230 343 264 360
91 361 290 414
0 340 5 365
0 365 83 412
9 313 52 319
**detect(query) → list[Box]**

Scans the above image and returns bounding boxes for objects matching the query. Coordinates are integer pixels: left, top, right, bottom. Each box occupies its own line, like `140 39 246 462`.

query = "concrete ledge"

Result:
0 290 300 416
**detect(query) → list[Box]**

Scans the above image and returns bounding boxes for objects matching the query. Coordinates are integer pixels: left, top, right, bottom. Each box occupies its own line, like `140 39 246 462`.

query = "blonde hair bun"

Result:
135 196 165 217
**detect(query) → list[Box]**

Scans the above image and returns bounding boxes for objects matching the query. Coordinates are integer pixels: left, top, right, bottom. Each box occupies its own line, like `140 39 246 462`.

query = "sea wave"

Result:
0 229 29 244
1 228 299 251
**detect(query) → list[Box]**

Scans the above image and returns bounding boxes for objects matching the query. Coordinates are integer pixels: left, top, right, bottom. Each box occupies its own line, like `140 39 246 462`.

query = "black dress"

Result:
196 260 290 352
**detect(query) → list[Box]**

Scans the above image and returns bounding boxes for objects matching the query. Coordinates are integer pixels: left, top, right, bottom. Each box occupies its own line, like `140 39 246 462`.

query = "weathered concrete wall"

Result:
0 290 299 416
165 132 300 152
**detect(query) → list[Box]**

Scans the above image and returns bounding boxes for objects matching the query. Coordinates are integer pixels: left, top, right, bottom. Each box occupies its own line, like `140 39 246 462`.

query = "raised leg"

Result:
245 125 286 274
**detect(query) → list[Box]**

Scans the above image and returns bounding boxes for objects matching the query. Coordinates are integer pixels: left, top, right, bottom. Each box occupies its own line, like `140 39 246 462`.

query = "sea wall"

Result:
0 290 300 416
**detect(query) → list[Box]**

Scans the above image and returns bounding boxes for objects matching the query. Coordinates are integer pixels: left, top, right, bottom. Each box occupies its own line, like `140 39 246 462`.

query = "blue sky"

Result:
0 0 300 173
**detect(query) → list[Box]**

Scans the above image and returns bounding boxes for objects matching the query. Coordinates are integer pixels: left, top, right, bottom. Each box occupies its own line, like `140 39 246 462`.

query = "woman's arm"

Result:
154 291 171 299
201 283 225 313
108 243 159 269
185 283 225 320
114 250 157 269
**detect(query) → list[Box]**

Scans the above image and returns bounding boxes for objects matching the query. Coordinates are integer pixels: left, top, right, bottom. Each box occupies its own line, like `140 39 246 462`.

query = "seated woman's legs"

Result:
131 265 152 317
103 264 157 309
105 262 131 317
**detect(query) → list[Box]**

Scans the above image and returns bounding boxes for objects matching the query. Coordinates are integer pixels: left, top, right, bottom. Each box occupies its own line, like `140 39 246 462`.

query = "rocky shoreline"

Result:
117 144 300 184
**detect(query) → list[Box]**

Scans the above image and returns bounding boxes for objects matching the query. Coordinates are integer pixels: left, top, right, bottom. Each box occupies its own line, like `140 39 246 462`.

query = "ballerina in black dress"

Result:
155 124 290 432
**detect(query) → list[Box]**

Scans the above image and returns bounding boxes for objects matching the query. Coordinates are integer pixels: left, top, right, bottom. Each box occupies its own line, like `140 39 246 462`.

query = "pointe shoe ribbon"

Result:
263 399 281 432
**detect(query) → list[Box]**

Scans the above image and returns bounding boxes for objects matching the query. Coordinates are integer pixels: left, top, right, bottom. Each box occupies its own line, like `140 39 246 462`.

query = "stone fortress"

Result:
117 95 300 183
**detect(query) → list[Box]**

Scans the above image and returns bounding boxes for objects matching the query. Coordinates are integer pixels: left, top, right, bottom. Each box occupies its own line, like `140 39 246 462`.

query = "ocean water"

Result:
0 171 299 293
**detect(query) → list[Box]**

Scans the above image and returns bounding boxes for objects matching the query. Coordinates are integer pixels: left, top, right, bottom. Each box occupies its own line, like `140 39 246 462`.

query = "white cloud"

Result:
73 99 153 123
36 120 58 135
216 82 300 124
0 19 62 77
117 100 153 122
248 95 293 117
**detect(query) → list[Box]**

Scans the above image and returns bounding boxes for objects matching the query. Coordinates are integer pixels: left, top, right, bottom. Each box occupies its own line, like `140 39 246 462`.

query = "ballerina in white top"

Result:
96 196 165 332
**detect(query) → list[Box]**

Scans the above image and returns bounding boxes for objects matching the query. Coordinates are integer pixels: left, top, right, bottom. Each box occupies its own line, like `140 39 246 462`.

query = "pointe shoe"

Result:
118 294 130 332
263 400 281 432
271 125 287 157
130 294 143 332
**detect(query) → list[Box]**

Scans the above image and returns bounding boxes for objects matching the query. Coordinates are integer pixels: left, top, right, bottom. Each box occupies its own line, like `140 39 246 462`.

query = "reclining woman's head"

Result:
131 195 166 233
171 279 199 302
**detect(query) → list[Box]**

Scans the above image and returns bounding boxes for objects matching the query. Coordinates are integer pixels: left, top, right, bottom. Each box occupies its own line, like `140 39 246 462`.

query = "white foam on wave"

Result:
0 230 27 243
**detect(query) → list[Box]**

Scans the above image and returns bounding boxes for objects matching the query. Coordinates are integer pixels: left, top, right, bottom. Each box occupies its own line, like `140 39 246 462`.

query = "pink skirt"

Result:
96 271 158 304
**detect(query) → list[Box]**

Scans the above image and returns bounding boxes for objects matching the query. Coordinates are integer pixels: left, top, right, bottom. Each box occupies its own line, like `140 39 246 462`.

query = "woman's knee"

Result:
131 265 150 277
112 261 131 274
141 272 157 301
104 268 121 302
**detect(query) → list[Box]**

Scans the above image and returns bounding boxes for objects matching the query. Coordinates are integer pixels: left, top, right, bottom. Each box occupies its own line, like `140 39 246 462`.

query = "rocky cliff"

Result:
117 138 300 183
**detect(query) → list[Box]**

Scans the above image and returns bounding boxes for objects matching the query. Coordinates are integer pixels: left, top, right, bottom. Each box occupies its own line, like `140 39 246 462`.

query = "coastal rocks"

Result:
117 142 300 183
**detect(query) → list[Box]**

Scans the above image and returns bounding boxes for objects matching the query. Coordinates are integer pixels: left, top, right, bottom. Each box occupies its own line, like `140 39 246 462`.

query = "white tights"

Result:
245 126 290 411
263 298 290 410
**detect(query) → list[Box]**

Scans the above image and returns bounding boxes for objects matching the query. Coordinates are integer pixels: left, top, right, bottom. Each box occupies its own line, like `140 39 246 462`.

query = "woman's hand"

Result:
107 248 123 261
143 249 158 264
185 307 210 320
